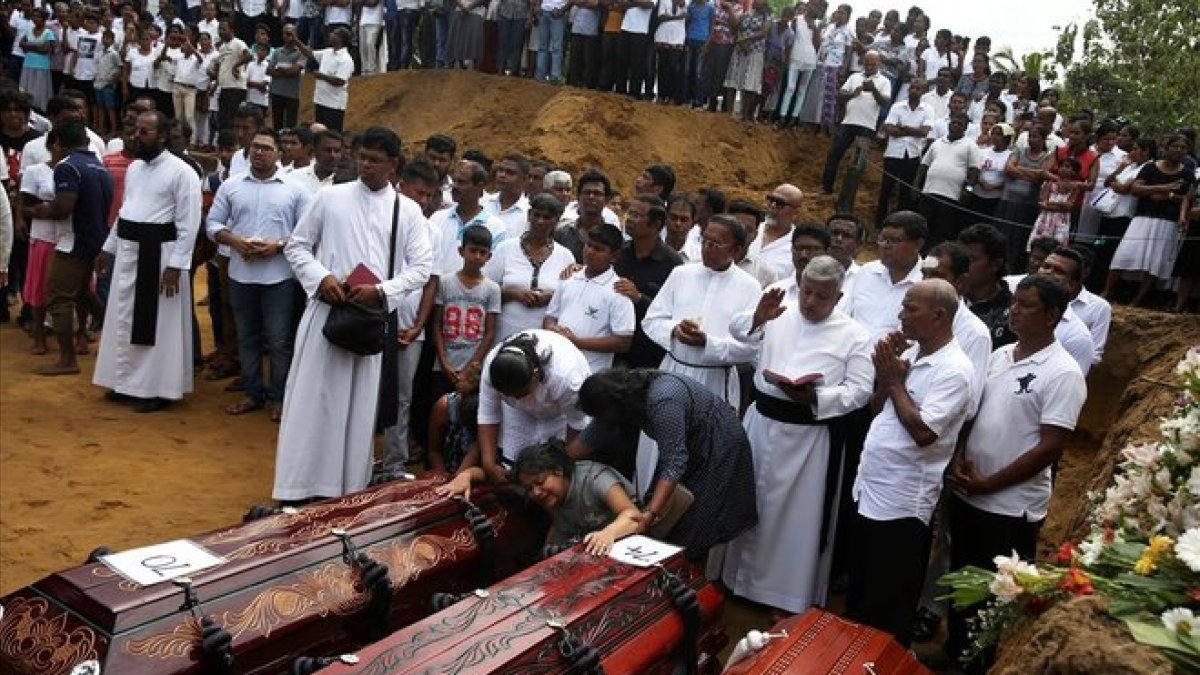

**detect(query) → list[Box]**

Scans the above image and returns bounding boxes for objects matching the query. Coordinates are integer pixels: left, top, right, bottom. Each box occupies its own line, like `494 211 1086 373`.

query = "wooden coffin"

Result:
0 476 543 675
721 609 932 675
312 543 727 674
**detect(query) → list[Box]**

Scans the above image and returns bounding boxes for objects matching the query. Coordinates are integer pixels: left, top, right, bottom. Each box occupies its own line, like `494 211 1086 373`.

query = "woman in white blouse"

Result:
485 193 577 342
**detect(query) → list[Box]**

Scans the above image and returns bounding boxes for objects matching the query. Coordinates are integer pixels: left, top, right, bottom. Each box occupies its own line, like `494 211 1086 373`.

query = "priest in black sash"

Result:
93 111 202 413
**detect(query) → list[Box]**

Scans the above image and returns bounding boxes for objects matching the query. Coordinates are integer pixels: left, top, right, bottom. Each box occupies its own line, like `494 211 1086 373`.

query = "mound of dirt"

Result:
991 596 1174 675
313 70 881 217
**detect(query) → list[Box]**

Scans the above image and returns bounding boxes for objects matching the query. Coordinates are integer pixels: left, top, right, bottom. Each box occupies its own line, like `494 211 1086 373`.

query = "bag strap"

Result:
387 193 400 280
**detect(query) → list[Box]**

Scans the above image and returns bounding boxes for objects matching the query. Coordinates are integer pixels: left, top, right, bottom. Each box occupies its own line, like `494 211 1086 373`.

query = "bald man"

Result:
848 278 976 646
748 183 804 277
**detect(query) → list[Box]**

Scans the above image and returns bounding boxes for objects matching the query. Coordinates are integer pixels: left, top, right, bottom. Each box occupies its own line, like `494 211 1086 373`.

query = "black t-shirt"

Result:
968 281 1017 350
613 239 682 369
1134 161 1195 221
0 128 42 187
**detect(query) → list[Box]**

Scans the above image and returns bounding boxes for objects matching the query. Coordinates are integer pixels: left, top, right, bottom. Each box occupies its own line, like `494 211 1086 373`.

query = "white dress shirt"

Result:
1069 288 1111 361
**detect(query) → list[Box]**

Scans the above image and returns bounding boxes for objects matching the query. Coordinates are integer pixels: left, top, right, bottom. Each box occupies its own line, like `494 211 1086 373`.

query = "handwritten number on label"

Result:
140 554 191 577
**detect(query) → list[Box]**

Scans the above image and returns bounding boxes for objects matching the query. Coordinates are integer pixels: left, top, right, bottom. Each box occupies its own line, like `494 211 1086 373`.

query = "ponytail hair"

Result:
489 331 549 396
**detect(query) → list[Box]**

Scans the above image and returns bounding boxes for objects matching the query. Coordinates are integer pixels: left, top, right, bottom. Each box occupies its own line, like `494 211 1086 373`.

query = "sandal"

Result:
268 402 283 423
206 360 240 380
225 399 264 415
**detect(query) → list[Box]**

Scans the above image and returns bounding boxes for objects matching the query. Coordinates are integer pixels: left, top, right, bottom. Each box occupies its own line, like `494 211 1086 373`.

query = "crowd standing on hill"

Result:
0 0 1197 671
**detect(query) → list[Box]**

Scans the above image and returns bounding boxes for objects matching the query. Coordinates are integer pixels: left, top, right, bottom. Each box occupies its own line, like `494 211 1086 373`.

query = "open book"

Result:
763 370 823 388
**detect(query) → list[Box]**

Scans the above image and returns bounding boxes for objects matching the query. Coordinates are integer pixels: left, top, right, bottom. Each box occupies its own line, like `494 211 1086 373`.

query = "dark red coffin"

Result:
721 609 932 675
314 544 727 674
0 476 542 675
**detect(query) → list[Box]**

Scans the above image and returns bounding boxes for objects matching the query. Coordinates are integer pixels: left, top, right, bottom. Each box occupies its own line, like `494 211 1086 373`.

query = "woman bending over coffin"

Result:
439 439 641 555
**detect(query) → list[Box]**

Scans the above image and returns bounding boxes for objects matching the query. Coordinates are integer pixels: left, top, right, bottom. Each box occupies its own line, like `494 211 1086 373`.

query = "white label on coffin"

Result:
608 535 683 567
100 539 225 586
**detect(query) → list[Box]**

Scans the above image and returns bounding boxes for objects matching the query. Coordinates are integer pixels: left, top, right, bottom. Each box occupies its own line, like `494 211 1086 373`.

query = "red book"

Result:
345 263 380 287
763 371 823 388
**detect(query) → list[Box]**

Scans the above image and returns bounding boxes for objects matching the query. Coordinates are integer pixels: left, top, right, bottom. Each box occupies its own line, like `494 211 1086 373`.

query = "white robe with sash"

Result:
721 279 874 613
93 151 202 400
641 262 762 406
272 182 432 500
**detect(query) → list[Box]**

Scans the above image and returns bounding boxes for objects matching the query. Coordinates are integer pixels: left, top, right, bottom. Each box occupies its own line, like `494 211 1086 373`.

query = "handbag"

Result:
646 484 694 540
322 195 400 356
1090 187 1120 216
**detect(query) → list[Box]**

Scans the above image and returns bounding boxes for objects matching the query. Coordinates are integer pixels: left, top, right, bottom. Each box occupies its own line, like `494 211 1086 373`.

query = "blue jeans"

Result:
390 9 420 68
496 17 526 74
229 278 297 404
821 124 873 193
684 38 705 105
434 12 449 67
536 14 566 81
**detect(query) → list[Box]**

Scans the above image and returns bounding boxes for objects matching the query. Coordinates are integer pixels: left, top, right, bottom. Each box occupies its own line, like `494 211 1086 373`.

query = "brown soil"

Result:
1 71 1197 673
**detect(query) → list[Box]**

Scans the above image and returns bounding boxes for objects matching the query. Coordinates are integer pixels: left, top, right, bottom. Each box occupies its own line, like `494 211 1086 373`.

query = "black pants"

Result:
598 31 623 93
270 93 299 130
920 192 964 251
315 104 345 131
876 155 921 225
567 33 600 88
846 511 932 647
618 30 650 99
217 88 247 133
820 124 872 193
946 496 1041 664
655 46 684 103
237 12 278 45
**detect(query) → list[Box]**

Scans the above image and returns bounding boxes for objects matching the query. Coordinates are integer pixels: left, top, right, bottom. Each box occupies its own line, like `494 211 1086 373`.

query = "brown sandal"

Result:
225 399 264 415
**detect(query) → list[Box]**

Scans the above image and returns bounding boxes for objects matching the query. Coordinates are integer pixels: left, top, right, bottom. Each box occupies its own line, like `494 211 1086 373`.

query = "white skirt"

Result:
1110 215 1179 278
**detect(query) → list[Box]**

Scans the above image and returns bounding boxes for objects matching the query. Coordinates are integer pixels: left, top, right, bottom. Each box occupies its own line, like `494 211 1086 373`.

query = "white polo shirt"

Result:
840 71 892 130
312 47 355 110
1069 288 1111 361
952 298 992 416
854 339 975 525
1055 308 1095 376
838 258 923 342
921 135 982 201
481 192 530 240
962 341 1087 521
884 100 934 160
544 267 636 373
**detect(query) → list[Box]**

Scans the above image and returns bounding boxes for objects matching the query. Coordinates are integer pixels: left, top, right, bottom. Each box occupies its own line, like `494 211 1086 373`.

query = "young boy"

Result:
433 224 502 394
93 30 121 136
543 223 635 373
245 41 271 117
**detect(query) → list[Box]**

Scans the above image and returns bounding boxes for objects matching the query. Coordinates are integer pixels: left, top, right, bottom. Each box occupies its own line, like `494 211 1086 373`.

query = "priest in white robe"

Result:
722 256 874 614
93 111 202 412
642 215 762 407
272 127 433 502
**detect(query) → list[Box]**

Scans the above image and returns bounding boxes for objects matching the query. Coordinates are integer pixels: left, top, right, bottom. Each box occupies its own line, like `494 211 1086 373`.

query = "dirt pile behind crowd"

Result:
314 69 880 215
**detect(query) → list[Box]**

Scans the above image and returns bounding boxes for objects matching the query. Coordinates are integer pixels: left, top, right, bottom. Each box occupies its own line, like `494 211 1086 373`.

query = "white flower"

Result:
989 573 1022 603
1079 535 1106 567
1162 607 1199 637
993 550 1039 580
1175 347 1200 381
1176 528 1200 573
1189 466 1200 496
1121 443 1162 469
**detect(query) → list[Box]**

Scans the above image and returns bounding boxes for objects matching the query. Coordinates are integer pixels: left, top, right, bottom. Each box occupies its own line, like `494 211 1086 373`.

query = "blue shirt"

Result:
55 150 114 260
685 2 715 41
206 170 311 284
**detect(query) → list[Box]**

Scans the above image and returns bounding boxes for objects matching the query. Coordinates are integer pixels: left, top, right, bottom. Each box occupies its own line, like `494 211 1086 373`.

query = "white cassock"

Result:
721 279 874 613
272 183 432 500
478 329 592 462
642 262 762 406
93 151 202 400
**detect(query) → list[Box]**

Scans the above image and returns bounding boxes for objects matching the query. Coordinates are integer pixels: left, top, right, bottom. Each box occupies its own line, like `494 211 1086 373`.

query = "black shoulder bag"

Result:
321 195 400 356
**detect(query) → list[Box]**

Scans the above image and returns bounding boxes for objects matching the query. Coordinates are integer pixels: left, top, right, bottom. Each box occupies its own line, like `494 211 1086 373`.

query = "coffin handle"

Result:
330 529 394 640
659 567 701 675
175 577 235 674
459 499 497 583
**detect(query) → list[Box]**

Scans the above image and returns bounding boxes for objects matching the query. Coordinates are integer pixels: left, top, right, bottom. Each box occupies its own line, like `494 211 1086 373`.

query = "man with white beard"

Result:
93 111 202 412
746 183 803 278
642 214 762 407
722 255 874 615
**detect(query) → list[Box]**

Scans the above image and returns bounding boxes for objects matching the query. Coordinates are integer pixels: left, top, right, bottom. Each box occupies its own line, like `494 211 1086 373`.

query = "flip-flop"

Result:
34 363 81 376
225 399 264 415
268 402 283 423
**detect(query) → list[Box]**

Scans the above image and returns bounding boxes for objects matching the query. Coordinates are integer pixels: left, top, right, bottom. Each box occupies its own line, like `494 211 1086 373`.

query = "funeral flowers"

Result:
941 347 1200 670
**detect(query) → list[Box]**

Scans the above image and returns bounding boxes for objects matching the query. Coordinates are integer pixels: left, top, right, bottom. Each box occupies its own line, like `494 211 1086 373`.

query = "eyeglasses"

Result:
701 237 732 249
765 194 792 208
877 236 908 246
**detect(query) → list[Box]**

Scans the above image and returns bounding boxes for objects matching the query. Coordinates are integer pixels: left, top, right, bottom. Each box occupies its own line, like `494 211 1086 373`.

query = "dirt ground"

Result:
2 71 1198 671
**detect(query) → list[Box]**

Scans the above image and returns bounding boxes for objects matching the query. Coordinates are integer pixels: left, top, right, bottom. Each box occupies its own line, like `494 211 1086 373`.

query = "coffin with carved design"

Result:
0 476 543 675
721 609 932 675
313 544 726 674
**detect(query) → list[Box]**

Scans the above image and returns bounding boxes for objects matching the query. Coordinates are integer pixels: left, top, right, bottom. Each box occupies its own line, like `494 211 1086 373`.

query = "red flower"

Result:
1056 542 1075 565
1188 587 1200 602
1058 568 1095 596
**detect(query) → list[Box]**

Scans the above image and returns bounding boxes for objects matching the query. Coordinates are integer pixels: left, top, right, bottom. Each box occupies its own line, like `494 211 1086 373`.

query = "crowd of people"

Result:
0 0 1198 672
